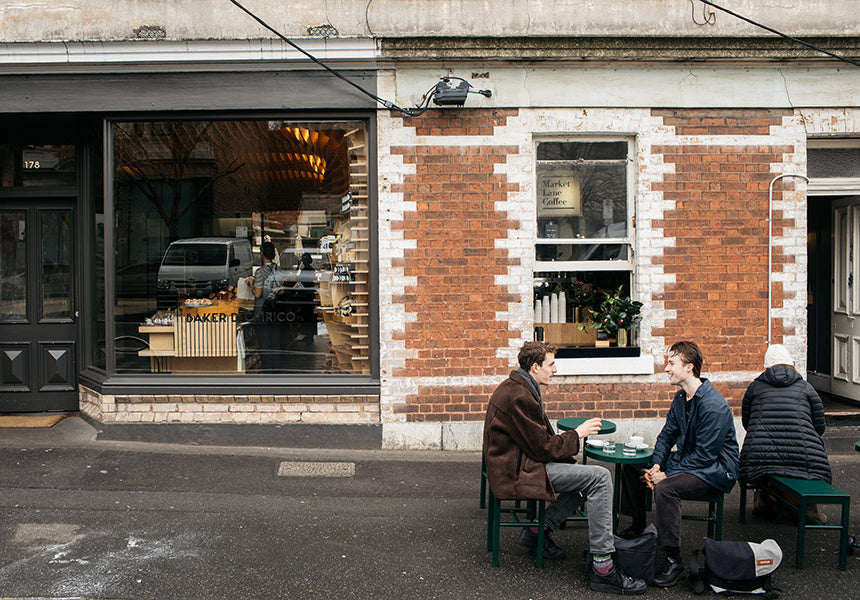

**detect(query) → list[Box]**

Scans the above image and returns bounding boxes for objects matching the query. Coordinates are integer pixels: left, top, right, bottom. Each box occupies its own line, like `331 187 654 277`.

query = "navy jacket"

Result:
651 379 739 494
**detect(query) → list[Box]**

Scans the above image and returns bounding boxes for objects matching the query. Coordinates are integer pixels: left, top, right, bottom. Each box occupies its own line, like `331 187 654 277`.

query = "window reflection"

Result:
533 139 635 348
40 210 74 320
0 211 27 321
0 144 75 188
112 119 370 375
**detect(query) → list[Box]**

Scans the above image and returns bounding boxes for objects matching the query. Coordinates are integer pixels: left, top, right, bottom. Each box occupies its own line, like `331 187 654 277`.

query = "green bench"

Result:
766 476 851 570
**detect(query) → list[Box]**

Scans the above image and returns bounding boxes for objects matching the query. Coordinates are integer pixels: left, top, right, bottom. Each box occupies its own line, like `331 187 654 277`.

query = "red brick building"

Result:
1 2 858 449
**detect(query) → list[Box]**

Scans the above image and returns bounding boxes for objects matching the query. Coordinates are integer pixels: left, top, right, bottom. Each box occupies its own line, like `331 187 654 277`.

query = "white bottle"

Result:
534 299 542 323
550 293 559 323
558 291 567 324
542 296 550 323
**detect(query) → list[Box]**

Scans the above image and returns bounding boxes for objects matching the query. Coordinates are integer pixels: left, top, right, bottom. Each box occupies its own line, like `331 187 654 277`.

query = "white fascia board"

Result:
0 39 379 72
555 355 655 376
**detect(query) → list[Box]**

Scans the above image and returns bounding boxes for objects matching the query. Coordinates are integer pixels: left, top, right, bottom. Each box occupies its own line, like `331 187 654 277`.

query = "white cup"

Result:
629 435 644 446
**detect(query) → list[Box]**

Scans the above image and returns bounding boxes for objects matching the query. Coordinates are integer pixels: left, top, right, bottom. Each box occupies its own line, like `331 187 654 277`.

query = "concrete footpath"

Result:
1 417 860 600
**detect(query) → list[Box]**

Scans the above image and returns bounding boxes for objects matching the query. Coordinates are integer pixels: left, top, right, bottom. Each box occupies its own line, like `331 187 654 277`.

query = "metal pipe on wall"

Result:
768 173 809 345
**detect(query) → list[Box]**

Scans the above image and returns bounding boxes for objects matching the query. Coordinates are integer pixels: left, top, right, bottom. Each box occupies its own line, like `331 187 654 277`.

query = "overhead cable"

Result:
698 0 860 68
227 0 428 116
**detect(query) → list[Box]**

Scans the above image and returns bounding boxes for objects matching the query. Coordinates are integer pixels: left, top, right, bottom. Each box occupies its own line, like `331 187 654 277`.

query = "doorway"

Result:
0 200 78 412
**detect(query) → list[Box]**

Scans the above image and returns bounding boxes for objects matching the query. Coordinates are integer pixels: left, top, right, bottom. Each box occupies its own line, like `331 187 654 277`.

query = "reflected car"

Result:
156 237 253 306
264 249 333 331
115 260 160 299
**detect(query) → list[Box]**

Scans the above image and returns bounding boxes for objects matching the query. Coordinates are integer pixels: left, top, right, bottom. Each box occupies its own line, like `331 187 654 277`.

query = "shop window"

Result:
110 119 371 375
533 139 636 353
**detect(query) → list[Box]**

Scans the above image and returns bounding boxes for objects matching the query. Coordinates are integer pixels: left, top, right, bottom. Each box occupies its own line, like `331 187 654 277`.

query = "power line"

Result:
698 0 860 68
227 0 426 116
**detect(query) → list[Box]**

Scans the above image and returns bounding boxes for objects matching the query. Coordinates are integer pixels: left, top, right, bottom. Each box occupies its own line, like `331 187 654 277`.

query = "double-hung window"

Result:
533 139 637 356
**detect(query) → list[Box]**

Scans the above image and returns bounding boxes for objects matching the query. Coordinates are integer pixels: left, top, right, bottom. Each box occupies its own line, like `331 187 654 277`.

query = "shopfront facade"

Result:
1 1 859 449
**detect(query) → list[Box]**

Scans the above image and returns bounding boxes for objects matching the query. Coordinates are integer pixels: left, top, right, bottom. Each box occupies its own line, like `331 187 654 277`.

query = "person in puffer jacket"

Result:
740 344 832 522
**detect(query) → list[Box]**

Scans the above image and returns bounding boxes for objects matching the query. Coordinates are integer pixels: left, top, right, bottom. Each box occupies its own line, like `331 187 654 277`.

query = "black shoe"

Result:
589 565 647 595
517 527 566 560
654 556 685 588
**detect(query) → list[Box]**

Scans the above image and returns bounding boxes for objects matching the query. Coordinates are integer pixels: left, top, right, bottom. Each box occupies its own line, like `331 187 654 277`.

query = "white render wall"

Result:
1 1 859 41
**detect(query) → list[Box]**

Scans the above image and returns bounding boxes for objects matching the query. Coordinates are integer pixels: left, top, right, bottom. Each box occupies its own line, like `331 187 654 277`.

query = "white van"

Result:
156 237 253 302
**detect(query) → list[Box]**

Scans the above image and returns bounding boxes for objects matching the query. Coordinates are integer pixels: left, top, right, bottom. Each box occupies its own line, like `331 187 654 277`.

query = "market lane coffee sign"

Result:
538 172 581 217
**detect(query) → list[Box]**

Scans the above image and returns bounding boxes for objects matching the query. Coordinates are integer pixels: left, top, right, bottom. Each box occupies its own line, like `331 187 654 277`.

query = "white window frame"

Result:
534 136 652 375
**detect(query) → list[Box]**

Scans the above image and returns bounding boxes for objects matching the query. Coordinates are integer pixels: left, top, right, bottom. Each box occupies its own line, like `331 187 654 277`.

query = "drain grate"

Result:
277 461 355 477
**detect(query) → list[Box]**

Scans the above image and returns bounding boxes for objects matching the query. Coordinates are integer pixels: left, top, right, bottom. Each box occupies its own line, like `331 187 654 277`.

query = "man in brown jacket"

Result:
483 341 645 595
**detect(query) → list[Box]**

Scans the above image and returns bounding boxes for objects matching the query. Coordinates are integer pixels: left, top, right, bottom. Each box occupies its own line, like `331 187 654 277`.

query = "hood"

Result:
757 365 802 387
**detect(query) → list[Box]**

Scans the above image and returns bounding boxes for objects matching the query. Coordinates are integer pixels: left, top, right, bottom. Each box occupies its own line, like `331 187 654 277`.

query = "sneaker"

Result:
589 564 647 595
517 527 566 560
653 556 685 588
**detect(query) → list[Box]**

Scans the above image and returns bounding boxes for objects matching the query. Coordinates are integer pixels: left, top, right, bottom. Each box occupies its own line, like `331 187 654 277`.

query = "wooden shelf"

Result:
139 349 176 357
138 325 173 333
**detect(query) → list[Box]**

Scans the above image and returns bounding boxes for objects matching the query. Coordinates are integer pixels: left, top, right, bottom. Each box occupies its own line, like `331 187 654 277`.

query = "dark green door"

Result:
1 201 78 412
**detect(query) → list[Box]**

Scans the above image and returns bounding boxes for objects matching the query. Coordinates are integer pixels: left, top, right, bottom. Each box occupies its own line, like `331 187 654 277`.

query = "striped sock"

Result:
593 554 614 575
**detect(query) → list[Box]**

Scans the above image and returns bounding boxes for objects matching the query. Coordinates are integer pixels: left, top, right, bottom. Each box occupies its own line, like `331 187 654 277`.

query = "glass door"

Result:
0 201 78 412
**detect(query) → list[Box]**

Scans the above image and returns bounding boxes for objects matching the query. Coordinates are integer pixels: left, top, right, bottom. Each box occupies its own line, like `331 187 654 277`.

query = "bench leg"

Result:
840 501 850 571
796 497 807 569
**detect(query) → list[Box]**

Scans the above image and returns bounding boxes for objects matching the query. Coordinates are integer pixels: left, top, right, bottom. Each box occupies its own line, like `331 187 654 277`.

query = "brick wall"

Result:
379 107 807 428
650 109 803 377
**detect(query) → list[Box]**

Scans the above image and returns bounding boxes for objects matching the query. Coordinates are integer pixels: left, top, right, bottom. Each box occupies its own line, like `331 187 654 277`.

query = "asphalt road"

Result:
1 418 860 600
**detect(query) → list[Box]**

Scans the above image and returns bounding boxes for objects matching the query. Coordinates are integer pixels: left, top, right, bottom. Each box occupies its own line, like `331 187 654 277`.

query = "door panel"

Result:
831 197 860 400
0 202 77 412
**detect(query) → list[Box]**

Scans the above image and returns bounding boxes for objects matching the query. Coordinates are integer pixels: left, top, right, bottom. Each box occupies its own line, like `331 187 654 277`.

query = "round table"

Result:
557 417 617 464
585 444 654 528
557 417 617 436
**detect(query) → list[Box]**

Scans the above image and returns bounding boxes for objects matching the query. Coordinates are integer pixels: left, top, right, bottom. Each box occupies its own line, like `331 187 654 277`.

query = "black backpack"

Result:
688 538 782 598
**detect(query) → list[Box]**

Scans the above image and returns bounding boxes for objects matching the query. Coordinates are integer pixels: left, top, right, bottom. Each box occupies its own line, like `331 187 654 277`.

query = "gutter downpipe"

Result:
768 173 809 346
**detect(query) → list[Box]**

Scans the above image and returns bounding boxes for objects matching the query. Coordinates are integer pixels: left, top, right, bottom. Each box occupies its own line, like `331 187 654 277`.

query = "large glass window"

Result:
533 139 636 348
111 119 370 375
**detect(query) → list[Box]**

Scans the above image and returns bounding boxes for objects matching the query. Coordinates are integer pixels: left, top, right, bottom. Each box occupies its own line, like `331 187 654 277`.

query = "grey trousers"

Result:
545 462 615 556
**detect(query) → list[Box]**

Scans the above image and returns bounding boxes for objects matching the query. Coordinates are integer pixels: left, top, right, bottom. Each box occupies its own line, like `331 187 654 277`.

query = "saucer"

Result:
585 439 607 449
625 442 648 451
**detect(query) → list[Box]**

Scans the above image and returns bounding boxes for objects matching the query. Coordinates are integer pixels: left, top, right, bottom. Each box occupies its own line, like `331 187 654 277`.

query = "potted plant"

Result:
580 286 643 346
568 280 595 323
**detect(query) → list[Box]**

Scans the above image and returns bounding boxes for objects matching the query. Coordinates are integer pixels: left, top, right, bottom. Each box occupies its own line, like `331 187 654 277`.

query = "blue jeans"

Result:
545 462 615 556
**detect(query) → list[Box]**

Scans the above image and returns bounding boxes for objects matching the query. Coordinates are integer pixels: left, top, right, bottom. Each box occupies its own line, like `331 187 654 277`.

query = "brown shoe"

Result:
807 504 827 524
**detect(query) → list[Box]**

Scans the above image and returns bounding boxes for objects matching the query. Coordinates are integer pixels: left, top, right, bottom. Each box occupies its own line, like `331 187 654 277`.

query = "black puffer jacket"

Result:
740 366 831 484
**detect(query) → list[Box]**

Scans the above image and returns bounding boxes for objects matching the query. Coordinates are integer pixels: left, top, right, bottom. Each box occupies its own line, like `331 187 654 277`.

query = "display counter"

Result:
138 300 244 373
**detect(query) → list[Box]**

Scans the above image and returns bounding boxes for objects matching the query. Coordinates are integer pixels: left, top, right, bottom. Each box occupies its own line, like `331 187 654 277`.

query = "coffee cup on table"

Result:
629 435 644 446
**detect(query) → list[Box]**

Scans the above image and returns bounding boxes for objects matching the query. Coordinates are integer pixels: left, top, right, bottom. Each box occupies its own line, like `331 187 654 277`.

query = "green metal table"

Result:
557 417 617 464
585 445 654 528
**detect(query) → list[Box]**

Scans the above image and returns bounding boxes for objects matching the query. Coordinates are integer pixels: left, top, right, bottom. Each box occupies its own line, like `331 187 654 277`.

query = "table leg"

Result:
612 464 622 530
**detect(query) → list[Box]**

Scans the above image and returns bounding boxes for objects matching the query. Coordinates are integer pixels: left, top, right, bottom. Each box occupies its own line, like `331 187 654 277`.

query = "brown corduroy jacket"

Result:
482 370 580 501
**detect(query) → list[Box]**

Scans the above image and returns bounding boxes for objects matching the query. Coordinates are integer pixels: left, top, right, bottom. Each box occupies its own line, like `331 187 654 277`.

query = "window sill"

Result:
554 349 654 376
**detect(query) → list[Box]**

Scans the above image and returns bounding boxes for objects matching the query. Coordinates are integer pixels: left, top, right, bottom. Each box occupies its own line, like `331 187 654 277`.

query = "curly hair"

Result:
518 341 559 371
